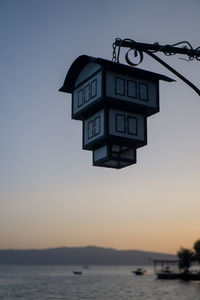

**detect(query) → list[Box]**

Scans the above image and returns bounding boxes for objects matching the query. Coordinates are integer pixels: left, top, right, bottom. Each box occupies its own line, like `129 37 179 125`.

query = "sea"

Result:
0 265 199 300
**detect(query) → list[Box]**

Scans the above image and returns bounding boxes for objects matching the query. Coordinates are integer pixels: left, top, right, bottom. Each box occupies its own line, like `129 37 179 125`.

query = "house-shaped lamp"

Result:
59 55 173 169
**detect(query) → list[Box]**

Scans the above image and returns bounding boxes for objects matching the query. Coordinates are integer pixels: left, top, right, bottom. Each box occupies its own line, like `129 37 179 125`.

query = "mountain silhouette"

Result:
0 246 176 265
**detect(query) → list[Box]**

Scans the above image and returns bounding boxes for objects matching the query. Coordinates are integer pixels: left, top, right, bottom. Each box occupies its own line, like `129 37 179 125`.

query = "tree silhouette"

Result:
193 239 200 264
177 247 193 273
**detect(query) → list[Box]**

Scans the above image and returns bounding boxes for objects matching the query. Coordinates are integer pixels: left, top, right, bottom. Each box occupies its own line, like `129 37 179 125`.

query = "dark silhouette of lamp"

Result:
59 55 173 169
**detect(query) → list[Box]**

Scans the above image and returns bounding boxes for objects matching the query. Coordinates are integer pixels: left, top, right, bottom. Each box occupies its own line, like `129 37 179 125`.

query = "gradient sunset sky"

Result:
1 0 200 254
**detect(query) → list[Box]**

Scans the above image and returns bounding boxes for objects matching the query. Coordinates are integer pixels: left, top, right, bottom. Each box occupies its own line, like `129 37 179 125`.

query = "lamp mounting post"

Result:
113 38 200 96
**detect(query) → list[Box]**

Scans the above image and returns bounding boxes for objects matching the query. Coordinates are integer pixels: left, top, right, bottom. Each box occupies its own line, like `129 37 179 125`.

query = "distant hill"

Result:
0 246 177 265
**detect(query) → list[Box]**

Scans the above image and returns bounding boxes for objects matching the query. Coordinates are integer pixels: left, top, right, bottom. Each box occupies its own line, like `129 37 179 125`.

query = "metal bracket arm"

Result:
113 38 200 96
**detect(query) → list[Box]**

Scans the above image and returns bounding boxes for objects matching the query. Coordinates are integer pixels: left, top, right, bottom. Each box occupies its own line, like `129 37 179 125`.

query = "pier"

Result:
153 260 200 281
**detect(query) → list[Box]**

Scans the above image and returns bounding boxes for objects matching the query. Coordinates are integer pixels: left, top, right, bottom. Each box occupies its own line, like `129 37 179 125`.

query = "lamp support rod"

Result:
113 38 200 96
114 39 200 58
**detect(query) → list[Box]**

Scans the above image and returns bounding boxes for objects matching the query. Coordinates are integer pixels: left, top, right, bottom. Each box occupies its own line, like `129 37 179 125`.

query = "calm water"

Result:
0 265 200 300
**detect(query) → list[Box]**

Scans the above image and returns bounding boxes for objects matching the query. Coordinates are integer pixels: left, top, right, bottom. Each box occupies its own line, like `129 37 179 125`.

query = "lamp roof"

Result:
59 55 174 93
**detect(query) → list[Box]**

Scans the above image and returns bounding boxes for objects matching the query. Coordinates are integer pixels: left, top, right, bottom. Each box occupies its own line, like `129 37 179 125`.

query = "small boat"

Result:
132 268 147 275
73 271 82 275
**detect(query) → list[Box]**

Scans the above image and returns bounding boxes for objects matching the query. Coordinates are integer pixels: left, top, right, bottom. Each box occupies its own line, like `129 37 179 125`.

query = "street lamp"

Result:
59 38 200 169
59 55 172 169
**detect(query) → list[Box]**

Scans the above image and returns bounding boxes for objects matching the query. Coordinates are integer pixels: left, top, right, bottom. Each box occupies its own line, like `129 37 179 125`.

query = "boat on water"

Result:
73 271 82 275
132 268 147 275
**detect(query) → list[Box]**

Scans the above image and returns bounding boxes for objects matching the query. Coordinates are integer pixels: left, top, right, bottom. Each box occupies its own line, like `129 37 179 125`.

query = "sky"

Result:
0 0 200 254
